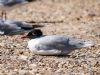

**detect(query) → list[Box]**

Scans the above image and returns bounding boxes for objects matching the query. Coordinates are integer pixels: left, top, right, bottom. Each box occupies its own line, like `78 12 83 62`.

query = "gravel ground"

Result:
0 0 100 75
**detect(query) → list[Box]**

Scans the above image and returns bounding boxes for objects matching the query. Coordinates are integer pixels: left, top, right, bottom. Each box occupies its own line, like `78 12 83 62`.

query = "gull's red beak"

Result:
20 34 28 39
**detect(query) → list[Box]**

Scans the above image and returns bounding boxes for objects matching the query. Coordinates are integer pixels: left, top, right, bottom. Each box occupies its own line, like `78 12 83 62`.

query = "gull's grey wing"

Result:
4 20 44 30
4 20 32 27
34 35 94 51
34 36 72 50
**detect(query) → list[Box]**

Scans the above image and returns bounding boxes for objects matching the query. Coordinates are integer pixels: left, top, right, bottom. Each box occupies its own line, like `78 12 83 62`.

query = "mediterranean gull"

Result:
23 29 94 55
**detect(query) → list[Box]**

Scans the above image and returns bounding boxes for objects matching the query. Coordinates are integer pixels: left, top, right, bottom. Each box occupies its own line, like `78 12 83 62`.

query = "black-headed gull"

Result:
24 29 94 55
0 19 43 35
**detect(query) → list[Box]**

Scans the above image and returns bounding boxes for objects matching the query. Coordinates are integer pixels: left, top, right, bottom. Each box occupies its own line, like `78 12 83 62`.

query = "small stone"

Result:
19 70 27 75
18 55 28 60
29 63 37 69
35 74 42 75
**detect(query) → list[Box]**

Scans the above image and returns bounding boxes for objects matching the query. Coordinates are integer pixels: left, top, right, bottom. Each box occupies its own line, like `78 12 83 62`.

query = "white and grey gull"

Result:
23 29 94 55
0 19 43 35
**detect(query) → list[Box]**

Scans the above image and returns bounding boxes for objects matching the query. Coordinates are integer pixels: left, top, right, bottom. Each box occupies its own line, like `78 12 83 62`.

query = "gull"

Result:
23 29 94 55
0 19 43 35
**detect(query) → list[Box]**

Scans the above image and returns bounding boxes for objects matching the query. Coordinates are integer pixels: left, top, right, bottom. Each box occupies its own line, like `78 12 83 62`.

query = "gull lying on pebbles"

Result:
23 29 94 55
0 19 43 35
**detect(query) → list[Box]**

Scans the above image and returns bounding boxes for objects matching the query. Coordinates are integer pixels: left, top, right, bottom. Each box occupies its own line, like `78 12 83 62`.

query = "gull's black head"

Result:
22 29 43 39
31 29 43 37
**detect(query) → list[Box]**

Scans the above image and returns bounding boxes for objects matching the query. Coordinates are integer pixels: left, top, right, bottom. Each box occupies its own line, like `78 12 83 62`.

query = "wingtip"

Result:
83 41 95 47
32 25 44 28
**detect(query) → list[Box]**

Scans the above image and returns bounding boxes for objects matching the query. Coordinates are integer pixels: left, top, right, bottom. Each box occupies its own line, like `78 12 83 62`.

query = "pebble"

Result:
18 55 28 60
29 63 37 69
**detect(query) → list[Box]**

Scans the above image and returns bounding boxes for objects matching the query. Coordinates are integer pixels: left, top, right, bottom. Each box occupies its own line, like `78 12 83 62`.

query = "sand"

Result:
0 0 100 75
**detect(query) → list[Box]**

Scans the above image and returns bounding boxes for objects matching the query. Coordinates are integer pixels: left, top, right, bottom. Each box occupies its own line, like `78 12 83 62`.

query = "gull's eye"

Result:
32 33 35 35
79 43 83 45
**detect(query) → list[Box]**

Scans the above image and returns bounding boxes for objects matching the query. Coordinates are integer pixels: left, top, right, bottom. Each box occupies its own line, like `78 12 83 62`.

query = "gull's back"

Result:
28 35 74 51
